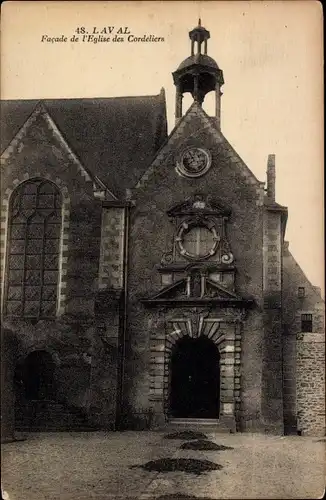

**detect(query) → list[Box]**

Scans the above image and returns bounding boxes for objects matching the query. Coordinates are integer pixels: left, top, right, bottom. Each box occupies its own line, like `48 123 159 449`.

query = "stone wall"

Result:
282 333 297 434
296 333 325 436
92 204 127 428
1 328 19 442
282 242 325 436
262 208 284 433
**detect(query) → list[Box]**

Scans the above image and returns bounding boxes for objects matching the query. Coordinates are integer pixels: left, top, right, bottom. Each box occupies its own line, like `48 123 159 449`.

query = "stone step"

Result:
162 417 235 433
169 418 220 425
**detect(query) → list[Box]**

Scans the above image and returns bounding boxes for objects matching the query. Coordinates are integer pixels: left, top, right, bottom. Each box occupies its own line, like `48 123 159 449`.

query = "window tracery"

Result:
5 179 62 318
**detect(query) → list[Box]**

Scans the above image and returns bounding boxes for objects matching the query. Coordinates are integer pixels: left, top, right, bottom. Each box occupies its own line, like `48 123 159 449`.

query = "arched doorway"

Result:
18 350 56 401
170 335 220 418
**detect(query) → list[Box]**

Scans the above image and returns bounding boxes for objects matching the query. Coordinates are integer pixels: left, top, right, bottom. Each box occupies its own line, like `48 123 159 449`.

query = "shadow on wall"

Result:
1 328 20 443
119 404 155 430
15 350 56 402
12 344 95 430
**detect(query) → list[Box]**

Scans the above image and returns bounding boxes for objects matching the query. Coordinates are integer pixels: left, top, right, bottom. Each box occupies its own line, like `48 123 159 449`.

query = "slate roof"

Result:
1 91 167 198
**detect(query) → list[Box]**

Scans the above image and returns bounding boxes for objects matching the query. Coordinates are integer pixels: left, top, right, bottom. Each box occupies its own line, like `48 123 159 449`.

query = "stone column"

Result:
149 318 168 428
219 322 236 431
234 321 242 423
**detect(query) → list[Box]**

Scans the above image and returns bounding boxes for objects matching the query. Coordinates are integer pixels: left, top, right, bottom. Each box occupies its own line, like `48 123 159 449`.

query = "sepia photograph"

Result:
1 1 325 499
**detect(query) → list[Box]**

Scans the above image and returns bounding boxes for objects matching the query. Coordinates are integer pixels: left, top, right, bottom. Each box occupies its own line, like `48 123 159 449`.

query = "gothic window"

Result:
301 314 313 332
298 287 305 298
5 179 62 318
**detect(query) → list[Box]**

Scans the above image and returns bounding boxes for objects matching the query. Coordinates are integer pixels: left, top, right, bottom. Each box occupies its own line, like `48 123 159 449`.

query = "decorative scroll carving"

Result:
156 194 237 299
161 251 174 265
220 236 234 264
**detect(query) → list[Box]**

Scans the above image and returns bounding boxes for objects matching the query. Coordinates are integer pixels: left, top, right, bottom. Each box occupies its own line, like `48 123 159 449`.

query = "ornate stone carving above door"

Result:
156 194 237 295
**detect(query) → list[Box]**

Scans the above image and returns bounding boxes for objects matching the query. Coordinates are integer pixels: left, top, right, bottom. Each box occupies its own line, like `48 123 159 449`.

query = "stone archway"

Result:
148 312 242 429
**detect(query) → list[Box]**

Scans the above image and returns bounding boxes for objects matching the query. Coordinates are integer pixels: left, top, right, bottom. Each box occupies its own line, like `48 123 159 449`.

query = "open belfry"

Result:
1 21 324 440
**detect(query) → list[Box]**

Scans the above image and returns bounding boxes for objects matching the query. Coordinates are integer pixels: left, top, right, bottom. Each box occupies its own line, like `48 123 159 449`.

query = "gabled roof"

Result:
1 102 111 197
1 91 167 199
283 242 324 302
134 102 264 202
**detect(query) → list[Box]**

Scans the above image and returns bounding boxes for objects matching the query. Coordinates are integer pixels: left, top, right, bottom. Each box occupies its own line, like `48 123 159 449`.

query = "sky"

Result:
1 0 324 293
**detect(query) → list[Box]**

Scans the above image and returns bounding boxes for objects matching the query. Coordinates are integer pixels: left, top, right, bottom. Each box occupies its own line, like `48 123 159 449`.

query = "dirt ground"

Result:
1 431 325 500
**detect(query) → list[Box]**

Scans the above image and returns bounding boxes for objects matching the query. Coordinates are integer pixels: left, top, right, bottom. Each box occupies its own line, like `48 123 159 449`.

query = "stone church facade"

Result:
1 22 324 440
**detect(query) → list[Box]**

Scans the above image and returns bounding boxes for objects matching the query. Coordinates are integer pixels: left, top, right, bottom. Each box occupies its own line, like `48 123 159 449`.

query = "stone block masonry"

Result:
297 333 325 436
98 207 125 290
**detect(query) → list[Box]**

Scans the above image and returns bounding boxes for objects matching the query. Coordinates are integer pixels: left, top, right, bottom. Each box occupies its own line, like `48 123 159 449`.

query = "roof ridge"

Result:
1 93 168 199
133 102 201 190
197 105 262 185
0 93 163 103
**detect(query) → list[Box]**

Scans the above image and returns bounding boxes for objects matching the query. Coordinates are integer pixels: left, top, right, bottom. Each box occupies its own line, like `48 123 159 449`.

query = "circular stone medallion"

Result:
176 147 212 178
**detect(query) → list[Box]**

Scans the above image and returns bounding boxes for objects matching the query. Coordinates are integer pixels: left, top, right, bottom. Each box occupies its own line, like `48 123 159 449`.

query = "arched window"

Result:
5 179 62 318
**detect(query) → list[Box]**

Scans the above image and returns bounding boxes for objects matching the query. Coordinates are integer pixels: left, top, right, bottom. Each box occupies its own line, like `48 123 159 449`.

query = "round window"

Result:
176 222 220 260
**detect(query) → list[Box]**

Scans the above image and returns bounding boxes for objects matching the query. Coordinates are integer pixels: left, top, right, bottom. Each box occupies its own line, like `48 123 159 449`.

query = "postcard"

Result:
1 2 324 499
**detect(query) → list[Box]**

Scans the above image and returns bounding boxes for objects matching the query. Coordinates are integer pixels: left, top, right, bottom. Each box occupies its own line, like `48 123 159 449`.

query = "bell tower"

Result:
173 19 224 127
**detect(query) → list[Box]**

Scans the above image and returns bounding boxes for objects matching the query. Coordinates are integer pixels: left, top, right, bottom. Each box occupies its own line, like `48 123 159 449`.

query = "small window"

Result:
298 287 305 298
301 314 313 332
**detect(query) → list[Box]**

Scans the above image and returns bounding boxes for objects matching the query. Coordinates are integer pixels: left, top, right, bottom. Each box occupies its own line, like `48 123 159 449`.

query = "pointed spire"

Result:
198 18 201 27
